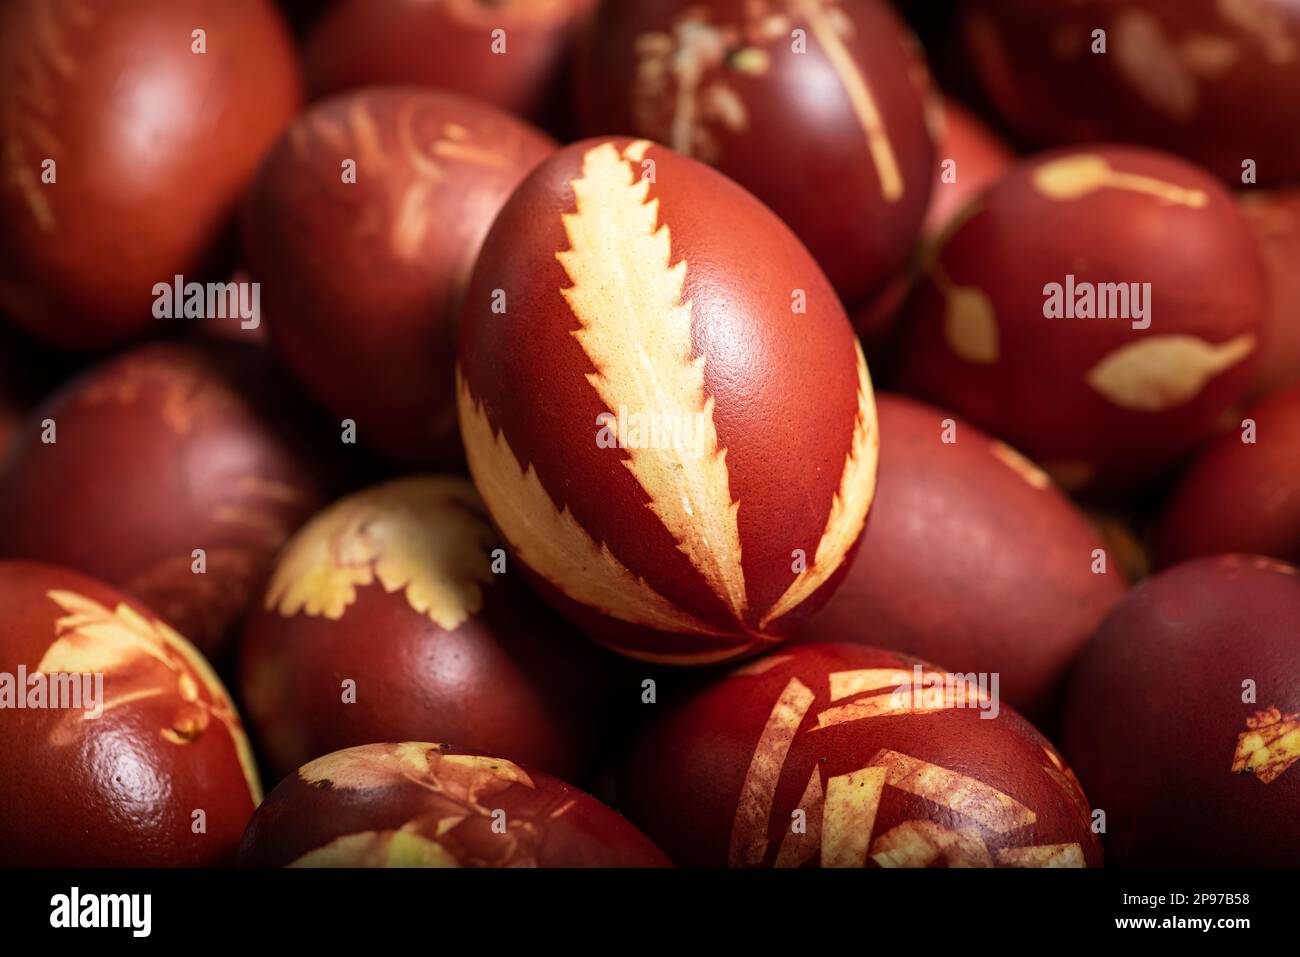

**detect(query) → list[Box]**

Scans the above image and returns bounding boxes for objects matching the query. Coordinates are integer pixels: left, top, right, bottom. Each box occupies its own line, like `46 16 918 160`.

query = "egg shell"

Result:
0 561 260 866
962 0 1300 185
1061 555 1300 866
853 96 1014 346
457 136 879 664
0 0 301 350
923 98 1015 240
1240 189 1300 399
1153 385 1300 566
574 0 935 304
616 642 1101 867
237 742 671 867
800 394 1127 720
0 341 336 662
896 145 1267 498
304 0 594 123
243 89 556 467
240 476 630 783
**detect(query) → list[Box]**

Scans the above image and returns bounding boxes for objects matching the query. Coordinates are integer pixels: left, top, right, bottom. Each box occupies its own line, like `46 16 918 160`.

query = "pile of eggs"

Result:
0 0 1296 869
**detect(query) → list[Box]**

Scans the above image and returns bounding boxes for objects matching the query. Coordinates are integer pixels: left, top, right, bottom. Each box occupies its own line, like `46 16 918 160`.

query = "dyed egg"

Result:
0 341 333 661
458 137 879 664
853 96 1014 345
1240 188 1300 398
244 89 556 467
305 0 594 122
240 476 627 783
896 145 1266 497
237 742 671 867
923 98 1015 240
0 562 260 866
1062 555 1300 865
962 0 1300 185
0 0 301 350
800 394 1127 720
574 0 935 304
617 642 1101 867
1153 385 1300 566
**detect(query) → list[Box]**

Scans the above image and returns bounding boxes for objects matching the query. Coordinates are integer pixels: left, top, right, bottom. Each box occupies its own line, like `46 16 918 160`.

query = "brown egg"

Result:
244 88 556 467
237 742 671 867
896 145 1267 498
1062 555 1300 866
0 0 301 350
240 476 628 783
617 642 1102 867
575 0 935 304
1240 188 1300 398
1153 385 1300 566
458 137 879 664
0 561 260 866
0 341 335 662
305 0 595 122
962 0 1300 185
800 394 1127 720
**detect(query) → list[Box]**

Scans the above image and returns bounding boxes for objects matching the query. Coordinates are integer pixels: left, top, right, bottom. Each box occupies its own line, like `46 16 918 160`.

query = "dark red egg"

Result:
1240 188 1300 399
1153 385 1300 566
237 742 671 867
1062 555 1300 865
853 96 1014 345
0 0 301 350
305 0 595 122
0 341 334 661
923 98 1014 240
240 476 628 783
800 394 1127 720
0 561 261 866
244 88 556 467
896 145 1267 497
575 0 935 304
961 0 1300 185
617 642 1102 867
458 136 879 664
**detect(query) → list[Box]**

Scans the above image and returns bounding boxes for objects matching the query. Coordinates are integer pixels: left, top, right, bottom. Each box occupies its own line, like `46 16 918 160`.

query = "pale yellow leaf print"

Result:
821 766 887 867
298 744 534 813
995 844 1085 868
38 590 261 803
554 140 749 624
290 829 462 868
264 477 495 632
796 0 904 200
1231 707 1300 784
1032 153 1208 207
729 677 816 867
457 369 719 637
871 821 994 868
1084 333 1256 411
760 342 879 629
